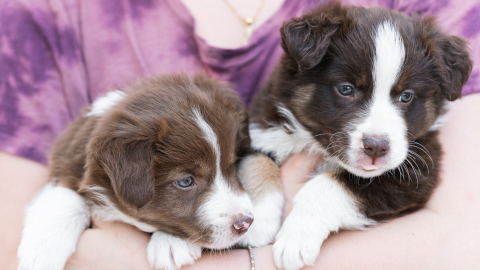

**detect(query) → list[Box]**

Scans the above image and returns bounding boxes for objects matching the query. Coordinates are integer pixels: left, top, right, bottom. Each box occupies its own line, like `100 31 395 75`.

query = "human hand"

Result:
64 217 153 270
279 152 323 221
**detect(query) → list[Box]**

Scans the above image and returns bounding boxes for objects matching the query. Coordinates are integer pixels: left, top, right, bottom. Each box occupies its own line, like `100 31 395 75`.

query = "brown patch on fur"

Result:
49 73 251 245
237 153 281 202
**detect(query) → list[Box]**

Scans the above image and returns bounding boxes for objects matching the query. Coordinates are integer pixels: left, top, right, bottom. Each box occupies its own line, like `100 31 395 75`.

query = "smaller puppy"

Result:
242 3 472 270
18 73 256 270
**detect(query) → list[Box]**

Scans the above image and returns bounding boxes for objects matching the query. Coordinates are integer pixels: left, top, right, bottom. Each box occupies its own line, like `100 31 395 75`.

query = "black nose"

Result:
232 215 254 234
363 137 389 160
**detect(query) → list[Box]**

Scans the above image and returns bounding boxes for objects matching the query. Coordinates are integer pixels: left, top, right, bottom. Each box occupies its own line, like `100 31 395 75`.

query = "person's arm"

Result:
0 152 50 270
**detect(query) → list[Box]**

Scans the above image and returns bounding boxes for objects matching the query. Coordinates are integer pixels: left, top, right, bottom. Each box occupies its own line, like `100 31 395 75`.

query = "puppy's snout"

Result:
232 214 254 234
363 136 389 159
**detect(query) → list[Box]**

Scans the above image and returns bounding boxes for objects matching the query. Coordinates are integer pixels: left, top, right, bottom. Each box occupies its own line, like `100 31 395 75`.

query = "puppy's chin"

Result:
339 161 388 178
337 155 405 178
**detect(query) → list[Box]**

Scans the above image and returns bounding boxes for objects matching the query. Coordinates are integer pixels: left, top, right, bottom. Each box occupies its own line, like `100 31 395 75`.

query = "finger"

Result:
280 152 322 185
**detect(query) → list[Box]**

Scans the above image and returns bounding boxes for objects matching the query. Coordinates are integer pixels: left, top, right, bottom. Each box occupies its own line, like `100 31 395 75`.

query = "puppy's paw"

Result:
18 183 90 270
237 191 284 247
147 231 202 270
17 241 71 270
272 217 325 270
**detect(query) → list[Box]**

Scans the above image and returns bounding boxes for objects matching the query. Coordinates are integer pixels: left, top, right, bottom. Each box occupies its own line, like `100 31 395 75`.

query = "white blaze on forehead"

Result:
192 108 221 173
192 108 253 248
373 21 405 97
86 90 126 117
344 21 408 177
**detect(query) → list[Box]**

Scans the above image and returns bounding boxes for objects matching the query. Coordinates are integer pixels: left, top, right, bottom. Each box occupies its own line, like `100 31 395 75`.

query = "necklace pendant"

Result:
243 24 254 45
244 17 254 25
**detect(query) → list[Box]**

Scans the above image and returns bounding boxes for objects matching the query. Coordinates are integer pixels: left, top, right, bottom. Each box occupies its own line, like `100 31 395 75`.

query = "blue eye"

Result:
399 92 413 103
176 177 194 188
336 84 354 96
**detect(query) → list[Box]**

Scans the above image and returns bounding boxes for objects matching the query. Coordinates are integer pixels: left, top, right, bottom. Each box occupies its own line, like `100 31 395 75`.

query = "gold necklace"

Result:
222 0 267 45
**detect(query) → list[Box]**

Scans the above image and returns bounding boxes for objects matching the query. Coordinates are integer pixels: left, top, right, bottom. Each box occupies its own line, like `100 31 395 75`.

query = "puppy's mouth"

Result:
337 150 392 177
362 164 380 171
356 155 386 172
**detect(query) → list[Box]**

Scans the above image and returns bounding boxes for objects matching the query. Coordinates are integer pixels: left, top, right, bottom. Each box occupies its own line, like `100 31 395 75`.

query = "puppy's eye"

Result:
399 91 414 103
336 84 354 96
176 177 194 188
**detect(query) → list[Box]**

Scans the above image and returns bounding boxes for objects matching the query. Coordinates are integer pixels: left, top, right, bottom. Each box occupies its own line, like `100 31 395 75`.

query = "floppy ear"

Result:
280 3 345 72
436 35 472 101
89 112 167 209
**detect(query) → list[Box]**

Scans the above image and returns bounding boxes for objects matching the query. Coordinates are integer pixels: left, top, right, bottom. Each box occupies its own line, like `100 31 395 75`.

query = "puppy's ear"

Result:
89 112 167 209
436 36 472 101
280 3 345 72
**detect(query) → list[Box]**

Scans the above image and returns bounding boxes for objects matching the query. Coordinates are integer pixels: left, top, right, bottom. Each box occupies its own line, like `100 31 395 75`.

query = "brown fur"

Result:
49 73 251 244
237 153 281 202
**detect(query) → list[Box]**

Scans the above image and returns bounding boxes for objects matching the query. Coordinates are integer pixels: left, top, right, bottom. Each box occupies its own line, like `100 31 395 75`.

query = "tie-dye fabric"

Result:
0 0 479 164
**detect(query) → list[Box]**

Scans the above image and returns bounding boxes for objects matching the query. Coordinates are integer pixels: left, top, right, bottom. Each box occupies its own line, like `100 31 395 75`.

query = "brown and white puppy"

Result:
243 3 472 270
17 73 255 270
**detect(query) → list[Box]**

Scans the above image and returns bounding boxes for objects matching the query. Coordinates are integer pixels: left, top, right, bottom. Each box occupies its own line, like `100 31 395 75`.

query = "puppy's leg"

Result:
17 182 90 270
273 172 376 270
236 153 284 247
147 231 202 270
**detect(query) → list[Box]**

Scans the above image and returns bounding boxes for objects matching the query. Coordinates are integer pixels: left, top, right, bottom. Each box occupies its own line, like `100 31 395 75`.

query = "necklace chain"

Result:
222 0 267 45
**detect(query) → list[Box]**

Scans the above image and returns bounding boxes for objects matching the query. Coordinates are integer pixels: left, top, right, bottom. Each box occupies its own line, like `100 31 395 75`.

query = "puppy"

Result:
17 73 256 270
241 3 472 270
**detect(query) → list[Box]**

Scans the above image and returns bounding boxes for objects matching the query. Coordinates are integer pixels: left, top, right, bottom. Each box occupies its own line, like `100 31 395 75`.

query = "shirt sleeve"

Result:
391 0 480 96
0 0 90 164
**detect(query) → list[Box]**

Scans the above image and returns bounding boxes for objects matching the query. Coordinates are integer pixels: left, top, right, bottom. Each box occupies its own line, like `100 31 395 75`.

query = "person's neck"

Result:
180 0 286 49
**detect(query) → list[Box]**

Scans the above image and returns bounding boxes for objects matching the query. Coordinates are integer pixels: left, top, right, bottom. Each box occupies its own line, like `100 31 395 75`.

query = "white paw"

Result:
147 232 202 270
18 240 74 270
17 183 90 270
272 216 326 270
238 191 284 247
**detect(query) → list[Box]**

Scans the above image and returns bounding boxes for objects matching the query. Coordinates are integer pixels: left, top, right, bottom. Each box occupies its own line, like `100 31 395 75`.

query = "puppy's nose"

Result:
363 137 389 159
232 214 254 234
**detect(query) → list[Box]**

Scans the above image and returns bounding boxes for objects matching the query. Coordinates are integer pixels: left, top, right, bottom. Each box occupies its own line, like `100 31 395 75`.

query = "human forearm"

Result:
0 152 49 270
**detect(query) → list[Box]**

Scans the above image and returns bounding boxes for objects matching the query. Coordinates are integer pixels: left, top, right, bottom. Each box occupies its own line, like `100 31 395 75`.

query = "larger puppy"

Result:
18 73 255 270
244 3 472 270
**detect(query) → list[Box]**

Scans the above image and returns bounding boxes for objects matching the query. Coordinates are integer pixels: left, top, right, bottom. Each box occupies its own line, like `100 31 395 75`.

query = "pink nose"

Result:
232 215 254 234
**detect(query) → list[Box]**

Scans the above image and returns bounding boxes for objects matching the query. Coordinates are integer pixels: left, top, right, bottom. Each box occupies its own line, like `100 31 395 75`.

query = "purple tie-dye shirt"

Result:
0 0 479 164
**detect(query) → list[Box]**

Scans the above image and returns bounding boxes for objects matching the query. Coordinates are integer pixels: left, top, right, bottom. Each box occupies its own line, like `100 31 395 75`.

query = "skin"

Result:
1 0 479 269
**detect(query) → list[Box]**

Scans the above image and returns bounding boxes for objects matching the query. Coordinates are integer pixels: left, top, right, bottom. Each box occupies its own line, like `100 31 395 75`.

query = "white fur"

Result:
429 113 449 131
343 21 408 178
84 185 157 233
250 105 325 165
238 190 284 247
192 108 253 249
86 90 126 117
17 183 90 270
428 102 453 132
273 173 376 270
147 231 202 270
